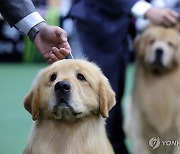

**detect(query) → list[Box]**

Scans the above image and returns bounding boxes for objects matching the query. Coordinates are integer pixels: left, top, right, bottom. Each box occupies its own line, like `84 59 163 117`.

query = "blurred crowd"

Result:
1 0 180 154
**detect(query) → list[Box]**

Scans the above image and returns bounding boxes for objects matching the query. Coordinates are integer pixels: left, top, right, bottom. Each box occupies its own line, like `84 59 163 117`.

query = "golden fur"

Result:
124 26 180 154
23 59 115 154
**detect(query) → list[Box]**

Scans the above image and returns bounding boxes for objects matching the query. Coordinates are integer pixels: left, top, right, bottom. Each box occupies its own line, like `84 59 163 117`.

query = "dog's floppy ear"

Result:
99 75 116 118
24 86 40 121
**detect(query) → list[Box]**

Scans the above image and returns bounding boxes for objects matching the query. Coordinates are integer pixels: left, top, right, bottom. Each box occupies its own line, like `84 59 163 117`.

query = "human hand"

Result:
34 25 71 63
145 7 179 27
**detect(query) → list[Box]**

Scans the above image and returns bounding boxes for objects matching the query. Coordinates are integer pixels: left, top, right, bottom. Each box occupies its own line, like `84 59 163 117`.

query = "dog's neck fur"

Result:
24 115 114 154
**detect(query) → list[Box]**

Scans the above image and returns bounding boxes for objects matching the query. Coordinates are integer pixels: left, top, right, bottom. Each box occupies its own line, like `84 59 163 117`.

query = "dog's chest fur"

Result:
24 116 113 154
133 66 180 135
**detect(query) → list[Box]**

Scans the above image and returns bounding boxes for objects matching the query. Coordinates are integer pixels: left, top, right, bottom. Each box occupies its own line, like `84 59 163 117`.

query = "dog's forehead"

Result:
145 27 179 41
56 59 97 69
43 59 101 76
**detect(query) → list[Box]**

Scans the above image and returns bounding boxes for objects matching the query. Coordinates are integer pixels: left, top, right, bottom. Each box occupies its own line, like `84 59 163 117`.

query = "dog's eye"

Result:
150 39 155 44
77 73 86 81
168 41 174 47
50 73 57 82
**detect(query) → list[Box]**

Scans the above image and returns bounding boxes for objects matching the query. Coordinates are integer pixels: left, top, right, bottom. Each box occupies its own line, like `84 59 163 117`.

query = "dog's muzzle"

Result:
51 81 82 120
54 80 72 103
149 47 170 74
54 80 71 109
55 81 71 95
151 47 165 70
154 48 163 65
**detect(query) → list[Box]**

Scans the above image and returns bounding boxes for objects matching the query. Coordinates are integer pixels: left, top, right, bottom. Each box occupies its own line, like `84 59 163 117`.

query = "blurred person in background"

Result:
136 0 180 32
68 0 179 153
0 0 71 63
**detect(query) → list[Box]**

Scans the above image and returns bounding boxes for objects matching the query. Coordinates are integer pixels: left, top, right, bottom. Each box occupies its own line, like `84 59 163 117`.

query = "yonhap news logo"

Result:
149 137 180 150
149 137 160 150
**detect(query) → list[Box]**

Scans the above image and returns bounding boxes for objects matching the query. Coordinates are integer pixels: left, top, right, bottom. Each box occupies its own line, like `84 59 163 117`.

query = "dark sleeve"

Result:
83 0 139 15
109 0 139 14
173 8 180 15
0 0 36 27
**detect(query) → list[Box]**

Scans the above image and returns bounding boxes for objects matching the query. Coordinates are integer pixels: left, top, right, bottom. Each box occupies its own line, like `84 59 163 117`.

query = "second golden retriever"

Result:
124 26 180 154
23 59 115 154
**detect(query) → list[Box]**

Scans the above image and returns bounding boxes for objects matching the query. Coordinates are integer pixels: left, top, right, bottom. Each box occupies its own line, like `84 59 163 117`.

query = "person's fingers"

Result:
168 9 179 19
42 52 51 60
164 13 177 26
47 59 53 64
61 30 68 42
54 27 68 42
45 52 58 64
161 17 172 27
51 47 65 60
49 52 59 62
161 9 179 26
57 42 71 52
64 42 71 51
59 48 71 57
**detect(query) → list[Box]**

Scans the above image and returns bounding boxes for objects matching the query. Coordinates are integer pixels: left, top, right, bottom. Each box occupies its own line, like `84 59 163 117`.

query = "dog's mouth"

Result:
50 81 83 121
148 61 166 74
51 98 82 120
152 60 164 69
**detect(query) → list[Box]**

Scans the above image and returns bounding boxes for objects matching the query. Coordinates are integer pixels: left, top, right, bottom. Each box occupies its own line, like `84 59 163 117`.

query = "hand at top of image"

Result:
145 7 179 27
34 25 71 64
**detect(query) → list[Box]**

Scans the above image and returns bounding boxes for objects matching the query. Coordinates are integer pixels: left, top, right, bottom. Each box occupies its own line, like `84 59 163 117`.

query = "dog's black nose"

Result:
155 48 163 58
54 81 71 94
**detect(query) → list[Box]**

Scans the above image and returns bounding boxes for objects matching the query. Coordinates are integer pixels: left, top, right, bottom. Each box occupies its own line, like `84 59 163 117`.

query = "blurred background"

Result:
0 0 180 154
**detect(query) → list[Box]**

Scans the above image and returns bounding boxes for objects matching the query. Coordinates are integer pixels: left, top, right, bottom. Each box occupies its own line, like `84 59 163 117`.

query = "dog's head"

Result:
24 59 115 122
134 26 180 73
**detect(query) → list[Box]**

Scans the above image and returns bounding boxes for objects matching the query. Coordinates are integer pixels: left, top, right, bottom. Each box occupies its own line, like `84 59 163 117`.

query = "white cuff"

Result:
131 0 152 18
15 12 45 35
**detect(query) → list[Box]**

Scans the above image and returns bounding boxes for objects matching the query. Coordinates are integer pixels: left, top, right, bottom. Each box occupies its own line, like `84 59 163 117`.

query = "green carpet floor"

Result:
0 63 47 154
0 62 134 154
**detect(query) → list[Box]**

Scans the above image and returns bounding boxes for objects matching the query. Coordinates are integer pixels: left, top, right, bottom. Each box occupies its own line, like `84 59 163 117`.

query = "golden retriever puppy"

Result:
23 59 115 154
124 26 180 154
